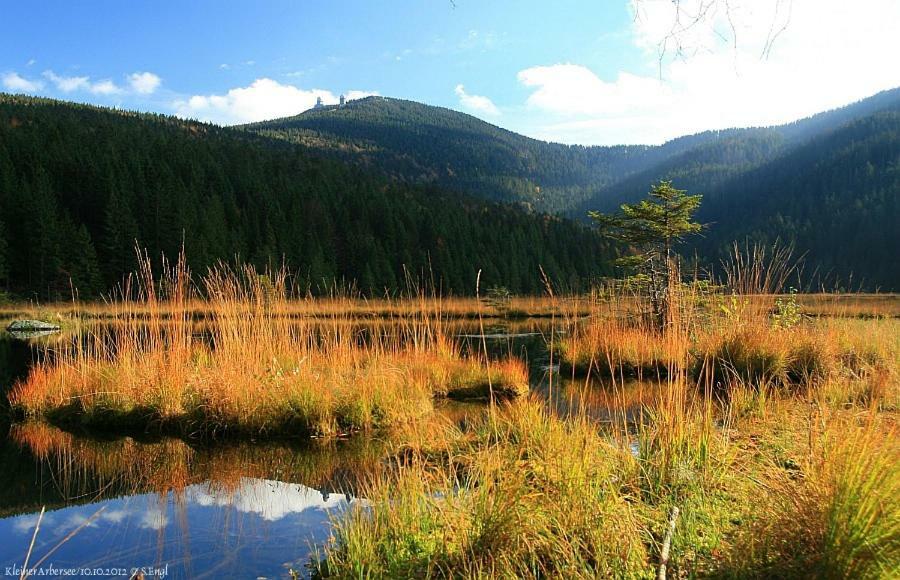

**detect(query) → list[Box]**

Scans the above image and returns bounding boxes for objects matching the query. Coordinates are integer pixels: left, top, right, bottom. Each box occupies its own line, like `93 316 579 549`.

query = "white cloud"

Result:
345 89 378 101
173 78 377 125
139 505 168 530
2 72 43 92
43 70 90 92
101 509 129 523
454 84 500 117
62 513 100 530
128 71 161 94
89 79 122 95
13 512 51 533
518 65 669 117
39 70 154 96
516 0 900 144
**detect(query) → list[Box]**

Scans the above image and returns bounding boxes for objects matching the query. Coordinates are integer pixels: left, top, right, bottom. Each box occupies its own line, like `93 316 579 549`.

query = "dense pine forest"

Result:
694 111 900 289
252 90 900 290
0 95 613 300
1 88 898 299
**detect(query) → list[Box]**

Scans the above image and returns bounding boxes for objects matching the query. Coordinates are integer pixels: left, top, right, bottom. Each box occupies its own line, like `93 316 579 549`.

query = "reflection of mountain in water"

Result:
0 421 384 517
188 477 366 521
0 422 387 577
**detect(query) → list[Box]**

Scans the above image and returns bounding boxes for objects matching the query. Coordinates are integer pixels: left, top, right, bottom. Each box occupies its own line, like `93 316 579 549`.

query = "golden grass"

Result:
313 283 899 578
5 261 899 577
556 317 689 379
0 294 594 324
8 259 528 438
315 399 651 579
719 398 899 578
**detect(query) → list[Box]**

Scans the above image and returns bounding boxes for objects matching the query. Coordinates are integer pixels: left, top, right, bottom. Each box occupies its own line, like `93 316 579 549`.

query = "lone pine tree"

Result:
590 181 703 328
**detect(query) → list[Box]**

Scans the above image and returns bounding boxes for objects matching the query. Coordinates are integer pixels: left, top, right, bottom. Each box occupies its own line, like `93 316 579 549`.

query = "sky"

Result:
1 0 899 145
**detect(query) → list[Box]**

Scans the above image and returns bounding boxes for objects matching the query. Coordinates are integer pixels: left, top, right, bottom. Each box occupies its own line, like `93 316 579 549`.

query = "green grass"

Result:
314 399 652 578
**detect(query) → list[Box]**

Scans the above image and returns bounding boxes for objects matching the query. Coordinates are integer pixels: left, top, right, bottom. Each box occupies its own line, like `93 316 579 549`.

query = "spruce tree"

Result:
103 188 140 284
0 218 8 290
590 181 702 328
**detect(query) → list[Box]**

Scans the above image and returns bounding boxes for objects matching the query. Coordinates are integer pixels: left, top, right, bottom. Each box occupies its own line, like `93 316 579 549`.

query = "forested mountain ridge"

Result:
244 97 655 213
572 91 900 290
577 88 900 215
692 110 900 290
249 89 900 290
245 90 900 216
1 87 897 299
570 128 787 216
0 94 614 300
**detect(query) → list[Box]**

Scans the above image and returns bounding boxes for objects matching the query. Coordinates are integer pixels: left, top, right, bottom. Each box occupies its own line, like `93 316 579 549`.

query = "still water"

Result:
0 480 356 578
0 321 652 578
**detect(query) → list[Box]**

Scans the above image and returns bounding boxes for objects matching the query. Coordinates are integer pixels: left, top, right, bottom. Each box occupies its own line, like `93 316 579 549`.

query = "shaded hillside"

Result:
0 95 614 299
571 89 900 290
577 88 900 216
244 97 656 213
570 128 787 216
694 111 900 290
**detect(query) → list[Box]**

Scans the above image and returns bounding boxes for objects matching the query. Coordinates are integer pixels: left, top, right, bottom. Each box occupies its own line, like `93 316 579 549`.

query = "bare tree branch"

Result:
762 0 794 60
631 0 791 77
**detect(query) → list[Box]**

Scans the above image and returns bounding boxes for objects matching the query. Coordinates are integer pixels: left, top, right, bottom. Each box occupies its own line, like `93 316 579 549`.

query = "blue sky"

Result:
2 0 899 145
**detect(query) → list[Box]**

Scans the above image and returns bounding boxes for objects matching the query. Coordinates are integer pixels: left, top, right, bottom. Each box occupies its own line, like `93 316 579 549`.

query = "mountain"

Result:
572 89 900 290
574 88 900 214
0 94 614 300
694 110 900 290
244 97 655 213
1 88 896 298
248 90 900 290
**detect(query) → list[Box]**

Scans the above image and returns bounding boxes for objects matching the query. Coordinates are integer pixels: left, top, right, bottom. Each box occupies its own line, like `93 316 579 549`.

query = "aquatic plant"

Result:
8 256 528 438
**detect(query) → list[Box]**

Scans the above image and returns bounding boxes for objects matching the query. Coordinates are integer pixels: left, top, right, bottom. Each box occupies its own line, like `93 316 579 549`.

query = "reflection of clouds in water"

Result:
13 511 106 535
139 505 168 530
63 512 100 530
13 512 50 533
102 509 128 523
11 499 169 536
8 478 363 538
187 478 350 521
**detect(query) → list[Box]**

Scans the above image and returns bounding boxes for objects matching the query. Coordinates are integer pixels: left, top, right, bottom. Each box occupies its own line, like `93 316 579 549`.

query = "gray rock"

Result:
7 329 60 340
6 319 61 332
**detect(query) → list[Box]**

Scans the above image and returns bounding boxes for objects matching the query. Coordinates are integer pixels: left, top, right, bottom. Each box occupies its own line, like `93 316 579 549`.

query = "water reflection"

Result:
0 318 664 577
0 482 357 578
0 422 384 578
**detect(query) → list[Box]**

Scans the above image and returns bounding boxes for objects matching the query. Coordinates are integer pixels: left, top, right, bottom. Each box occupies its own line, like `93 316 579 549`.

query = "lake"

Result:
0 320 653 579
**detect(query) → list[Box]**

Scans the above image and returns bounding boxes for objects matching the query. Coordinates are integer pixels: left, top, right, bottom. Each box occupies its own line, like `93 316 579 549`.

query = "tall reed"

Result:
9 256 528 437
